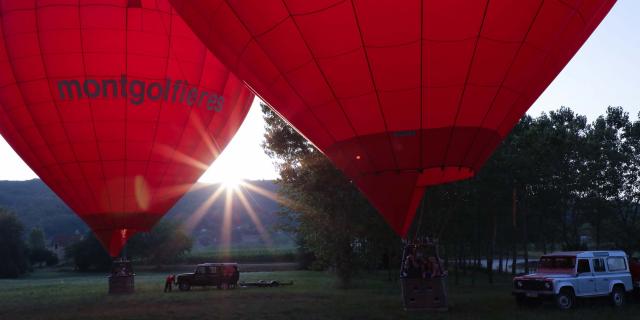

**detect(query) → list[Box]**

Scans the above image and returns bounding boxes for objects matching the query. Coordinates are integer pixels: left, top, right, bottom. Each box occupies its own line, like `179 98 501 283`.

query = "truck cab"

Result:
512 251 633 309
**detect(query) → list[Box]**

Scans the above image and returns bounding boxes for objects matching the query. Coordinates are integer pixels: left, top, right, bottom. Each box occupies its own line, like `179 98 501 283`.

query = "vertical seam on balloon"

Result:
202 1 236 68
199 68 234 161
349 0 400 172
280 0 378 173
122 2 131 224
77 1 126 219
142 0 174 214
206 71 232 156
419 0 424 172
471 0 609 169
222 0 339 146
154 31 210 195
439 0 490 171
206 73 244 161
458 0 545 169
27 2 99 214
153 2 231 221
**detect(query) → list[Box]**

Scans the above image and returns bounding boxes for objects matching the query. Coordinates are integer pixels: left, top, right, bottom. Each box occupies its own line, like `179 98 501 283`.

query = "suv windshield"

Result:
538 256 576 273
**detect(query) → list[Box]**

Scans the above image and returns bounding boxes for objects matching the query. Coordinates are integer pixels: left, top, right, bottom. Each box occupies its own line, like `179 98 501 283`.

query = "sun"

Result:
221 176 244 190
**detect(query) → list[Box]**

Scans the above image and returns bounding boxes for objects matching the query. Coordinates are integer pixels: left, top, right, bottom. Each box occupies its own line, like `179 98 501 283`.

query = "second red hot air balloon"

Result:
171 0 615 235
0 0 254 256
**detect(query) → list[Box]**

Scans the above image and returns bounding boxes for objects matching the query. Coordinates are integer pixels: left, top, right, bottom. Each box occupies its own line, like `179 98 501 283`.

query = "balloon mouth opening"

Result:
79 213 162 257
94 228 145 257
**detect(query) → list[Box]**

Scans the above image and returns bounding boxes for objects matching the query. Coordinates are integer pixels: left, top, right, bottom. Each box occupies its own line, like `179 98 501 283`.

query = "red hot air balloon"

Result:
171 0 615 236
0 0 254 256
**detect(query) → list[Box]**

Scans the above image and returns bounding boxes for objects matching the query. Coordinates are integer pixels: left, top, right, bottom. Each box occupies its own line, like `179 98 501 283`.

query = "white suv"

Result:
512 251 633 309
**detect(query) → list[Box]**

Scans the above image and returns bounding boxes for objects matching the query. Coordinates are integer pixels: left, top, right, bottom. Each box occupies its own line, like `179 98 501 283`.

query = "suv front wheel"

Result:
555 288 575 310
179 281 191 291
611 286 626 307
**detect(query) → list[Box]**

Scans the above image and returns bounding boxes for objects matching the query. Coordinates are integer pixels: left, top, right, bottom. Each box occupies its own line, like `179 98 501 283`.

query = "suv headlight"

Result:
544 282 552 290
516 281 523 288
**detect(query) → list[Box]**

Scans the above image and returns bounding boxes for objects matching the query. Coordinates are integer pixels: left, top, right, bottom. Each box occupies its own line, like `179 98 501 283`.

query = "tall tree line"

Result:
263 105 640 285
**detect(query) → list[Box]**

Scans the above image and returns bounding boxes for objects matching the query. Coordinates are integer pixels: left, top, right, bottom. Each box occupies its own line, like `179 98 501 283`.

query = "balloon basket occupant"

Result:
400 238 448 311
108 258 135 294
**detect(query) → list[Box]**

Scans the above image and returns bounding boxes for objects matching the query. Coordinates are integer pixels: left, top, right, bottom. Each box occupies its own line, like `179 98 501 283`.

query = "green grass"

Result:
1 270 639 319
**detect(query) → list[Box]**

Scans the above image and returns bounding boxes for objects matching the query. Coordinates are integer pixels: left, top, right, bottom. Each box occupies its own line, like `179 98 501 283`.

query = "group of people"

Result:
402 247 444 279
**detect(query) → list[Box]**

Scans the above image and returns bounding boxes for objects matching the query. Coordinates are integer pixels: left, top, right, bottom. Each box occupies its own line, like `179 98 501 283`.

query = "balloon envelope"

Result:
171 0 615 236
0 0 254 256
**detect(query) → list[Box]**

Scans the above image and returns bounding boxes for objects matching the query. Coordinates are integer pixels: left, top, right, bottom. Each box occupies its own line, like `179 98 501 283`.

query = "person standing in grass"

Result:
231 266 239 288
164 274 175 292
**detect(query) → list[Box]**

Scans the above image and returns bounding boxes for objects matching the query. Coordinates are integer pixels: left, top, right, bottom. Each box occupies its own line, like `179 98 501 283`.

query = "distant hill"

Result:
0 179 293 248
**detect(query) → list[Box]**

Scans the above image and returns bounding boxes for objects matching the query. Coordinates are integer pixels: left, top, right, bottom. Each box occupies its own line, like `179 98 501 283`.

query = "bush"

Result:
127 221 193 264
0 209 30 278
29 247 59 267
65 233 112 272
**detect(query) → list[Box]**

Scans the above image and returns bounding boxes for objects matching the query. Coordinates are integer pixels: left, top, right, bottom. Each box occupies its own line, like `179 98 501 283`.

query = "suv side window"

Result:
196 266 206 274
607 257 627 272
577 259 591 273
592 258 606 272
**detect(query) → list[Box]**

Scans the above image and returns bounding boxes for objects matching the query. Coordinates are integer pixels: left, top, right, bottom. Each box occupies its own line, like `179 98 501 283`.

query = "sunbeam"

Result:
154 182 211 202
234 185 273 247
241 181 300 211
220 186 234 256
154 144 209 171
181 186 225 233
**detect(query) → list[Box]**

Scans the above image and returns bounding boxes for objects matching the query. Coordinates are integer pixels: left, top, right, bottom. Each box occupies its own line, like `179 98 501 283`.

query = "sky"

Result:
0 0 638 183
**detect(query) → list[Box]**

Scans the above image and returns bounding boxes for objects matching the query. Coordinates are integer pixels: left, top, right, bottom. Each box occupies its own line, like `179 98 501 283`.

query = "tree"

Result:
65 220 193 271
0 208 30 278
261 102 640 285
65 233 112 272
29 247 59 267
262 104 400 288
127 220 193 264
26 227 59 267
28 228 46 249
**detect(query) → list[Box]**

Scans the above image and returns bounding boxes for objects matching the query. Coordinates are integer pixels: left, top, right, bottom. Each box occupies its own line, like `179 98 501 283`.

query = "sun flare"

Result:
221 176 244 190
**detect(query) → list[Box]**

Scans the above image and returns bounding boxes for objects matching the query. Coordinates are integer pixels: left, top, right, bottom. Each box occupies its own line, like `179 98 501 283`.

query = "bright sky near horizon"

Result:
0 0 638 183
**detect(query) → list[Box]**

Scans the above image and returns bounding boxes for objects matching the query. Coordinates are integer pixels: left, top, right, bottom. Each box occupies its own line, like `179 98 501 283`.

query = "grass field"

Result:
184 246 297 264
1 270 639 320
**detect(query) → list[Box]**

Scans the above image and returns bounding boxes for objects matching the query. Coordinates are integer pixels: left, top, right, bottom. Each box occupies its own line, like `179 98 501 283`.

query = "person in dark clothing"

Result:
403 247 421 278
164 274 175 292
231 266 239 288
